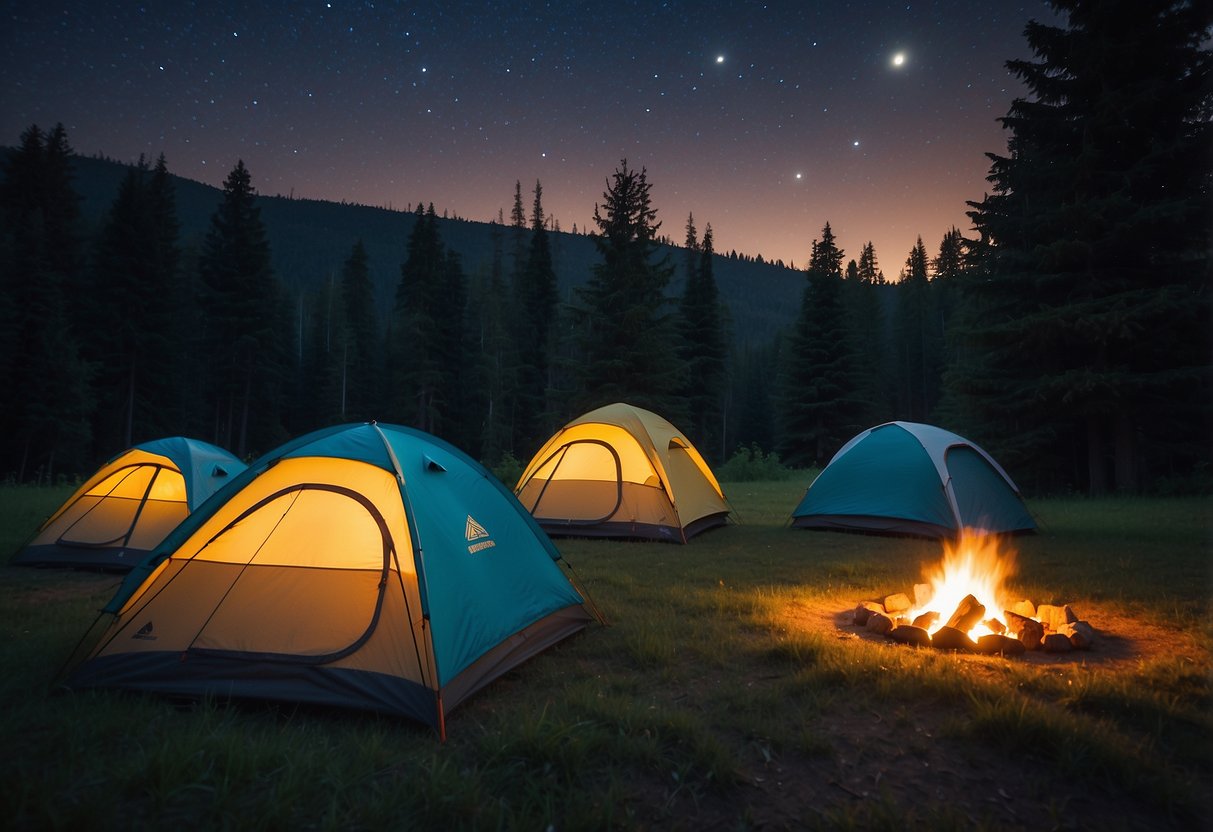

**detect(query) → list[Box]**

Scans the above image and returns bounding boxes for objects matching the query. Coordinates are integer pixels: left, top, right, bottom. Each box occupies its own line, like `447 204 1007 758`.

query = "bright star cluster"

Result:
0 1 1044 271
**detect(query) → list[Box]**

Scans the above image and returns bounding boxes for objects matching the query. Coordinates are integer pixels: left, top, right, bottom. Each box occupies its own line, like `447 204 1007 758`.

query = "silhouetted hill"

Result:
65 154 802 340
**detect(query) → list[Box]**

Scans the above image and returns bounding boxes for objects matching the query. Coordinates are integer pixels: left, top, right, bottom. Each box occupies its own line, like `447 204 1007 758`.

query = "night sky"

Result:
2 1 1054 274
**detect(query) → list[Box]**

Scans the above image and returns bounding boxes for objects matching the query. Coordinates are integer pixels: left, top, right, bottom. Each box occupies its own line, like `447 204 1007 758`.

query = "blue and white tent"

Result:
65 423 593 737
791 422 1036 539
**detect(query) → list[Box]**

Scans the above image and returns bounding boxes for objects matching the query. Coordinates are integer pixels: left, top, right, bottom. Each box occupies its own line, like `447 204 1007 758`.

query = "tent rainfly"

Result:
515 402 732 543
12 437 244 571
791 421 1036 539
64 423 594 738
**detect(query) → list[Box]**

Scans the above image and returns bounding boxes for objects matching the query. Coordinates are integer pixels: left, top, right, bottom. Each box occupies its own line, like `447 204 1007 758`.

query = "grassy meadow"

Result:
1 478 1210 830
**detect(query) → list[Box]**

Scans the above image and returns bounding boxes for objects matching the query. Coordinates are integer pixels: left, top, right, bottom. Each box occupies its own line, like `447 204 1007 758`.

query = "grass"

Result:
1 479 1210 830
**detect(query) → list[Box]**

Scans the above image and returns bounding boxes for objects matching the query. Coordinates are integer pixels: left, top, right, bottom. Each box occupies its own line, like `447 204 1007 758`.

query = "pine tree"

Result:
84 154 187 451
678 224 728 460
510 180 526 229
858 241 887 286
512 180 558 451
296 279 342 430
955 0 1212 493
43 124 88 324
83 160 146 447
392 205 444 432
145 154 193 437
509 179 527 284
933 228 965 282
573 160 681 415
439 246 469 446
88 156 182 451
777 222 861 466
930 228 966 395
894 237 938 421
683 212 699 286
339 240 381 421
197 160 284 458
467 221 517 462
843 241 888 425
391 205 467 442
0 124 93 480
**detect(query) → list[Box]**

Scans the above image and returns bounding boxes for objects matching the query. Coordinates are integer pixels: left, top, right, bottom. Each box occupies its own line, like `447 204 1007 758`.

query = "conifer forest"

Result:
0 3 1208 497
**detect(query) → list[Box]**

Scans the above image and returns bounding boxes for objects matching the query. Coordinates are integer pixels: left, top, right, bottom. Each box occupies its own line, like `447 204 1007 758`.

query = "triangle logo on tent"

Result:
465 516 496 554
465 516 490 541
132 621 157 641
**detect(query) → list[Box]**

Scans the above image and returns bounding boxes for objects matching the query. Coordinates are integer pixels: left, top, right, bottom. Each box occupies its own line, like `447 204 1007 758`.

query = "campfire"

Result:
852 531 1097 655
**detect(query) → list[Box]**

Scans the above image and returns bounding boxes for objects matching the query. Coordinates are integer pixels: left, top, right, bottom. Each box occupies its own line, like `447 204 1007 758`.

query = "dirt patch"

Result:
728 596 1213 829
729 704 1150 831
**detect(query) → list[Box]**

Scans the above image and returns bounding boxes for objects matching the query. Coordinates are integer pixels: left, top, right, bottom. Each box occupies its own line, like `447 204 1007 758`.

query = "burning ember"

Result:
852 530 1097 655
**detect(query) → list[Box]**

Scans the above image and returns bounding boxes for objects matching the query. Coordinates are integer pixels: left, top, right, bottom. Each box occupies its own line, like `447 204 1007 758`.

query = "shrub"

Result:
488 452 524 487
716 444 795 482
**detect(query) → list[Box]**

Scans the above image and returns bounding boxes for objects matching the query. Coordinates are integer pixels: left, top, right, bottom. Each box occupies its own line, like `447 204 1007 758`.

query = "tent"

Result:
791 421 1036 538
12 437 244 571
64 422 593 737
515 402 732 542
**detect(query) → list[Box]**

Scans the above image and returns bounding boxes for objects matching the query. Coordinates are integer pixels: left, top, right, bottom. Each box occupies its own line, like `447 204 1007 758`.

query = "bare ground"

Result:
619 596 1211 830
698 596 1213 830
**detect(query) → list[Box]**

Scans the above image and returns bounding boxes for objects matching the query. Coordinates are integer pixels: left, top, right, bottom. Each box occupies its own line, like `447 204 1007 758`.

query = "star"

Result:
2 1 1048 274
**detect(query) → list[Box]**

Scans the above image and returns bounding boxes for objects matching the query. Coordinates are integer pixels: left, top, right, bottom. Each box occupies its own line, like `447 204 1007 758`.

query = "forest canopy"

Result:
0 2 1208 495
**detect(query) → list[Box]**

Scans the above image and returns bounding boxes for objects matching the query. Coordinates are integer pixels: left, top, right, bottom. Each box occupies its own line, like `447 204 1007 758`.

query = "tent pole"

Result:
436 692 447 742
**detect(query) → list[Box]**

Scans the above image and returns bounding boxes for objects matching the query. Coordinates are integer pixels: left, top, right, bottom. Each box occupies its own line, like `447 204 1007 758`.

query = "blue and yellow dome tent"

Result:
12 437 244 571
64 423 595 738
791 421 1036 539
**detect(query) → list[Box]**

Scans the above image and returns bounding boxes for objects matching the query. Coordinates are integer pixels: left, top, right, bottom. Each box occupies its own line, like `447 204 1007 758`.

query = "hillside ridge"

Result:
64 154 802 340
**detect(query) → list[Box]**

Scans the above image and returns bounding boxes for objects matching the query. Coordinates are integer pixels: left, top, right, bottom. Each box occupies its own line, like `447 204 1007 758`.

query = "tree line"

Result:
1 1 1208 494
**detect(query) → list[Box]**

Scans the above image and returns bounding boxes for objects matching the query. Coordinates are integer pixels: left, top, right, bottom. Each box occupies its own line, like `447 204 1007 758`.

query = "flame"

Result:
910 530 1019 638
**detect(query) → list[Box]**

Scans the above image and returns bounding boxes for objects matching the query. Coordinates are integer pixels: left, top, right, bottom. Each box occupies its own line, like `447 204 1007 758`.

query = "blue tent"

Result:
65 423 593 737
791 422 1036 538
12 437 244 571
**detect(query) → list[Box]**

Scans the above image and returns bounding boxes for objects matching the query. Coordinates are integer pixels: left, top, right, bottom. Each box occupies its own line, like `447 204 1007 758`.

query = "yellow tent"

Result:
515 403 732 542
12 437 244 571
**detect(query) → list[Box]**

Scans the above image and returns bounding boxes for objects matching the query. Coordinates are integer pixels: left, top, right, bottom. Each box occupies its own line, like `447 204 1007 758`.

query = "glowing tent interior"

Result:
515 402 732 543
12 437 244 571
64 422 594 737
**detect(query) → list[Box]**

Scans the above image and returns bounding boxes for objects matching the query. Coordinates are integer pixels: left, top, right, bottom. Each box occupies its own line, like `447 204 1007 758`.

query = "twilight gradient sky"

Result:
2 1 1054 273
